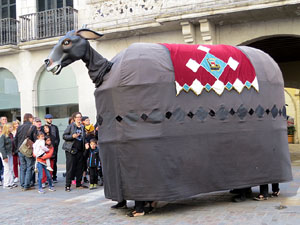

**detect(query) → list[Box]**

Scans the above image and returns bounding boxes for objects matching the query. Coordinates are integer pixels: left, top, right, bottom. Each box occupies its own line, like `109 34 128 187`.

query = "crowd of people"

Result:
0 114 281 217
0 112 103 195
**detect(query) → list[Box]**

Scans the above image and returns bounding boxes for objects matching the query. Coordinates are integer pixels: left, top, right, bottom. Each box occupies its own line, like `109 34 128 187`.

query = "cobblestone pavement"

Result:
1 146 300 225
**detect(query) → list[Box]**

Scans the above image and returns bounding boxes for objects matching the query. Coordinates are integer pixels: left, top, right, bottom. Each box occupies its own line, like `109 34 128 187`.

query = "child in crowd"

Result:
85 139 100 190
33 132 53 172
81 116 95 183
33 135 55 194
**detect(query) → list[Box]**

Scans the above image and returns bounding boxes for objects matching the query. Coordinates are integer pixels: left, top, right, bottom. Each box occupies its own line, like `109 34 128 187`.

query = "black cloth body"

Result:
93 43 293 202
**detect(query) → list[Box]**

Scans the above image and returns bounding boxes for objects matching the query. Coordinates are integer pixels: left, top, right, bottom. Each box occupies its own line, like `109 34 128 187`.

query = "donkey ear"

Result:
76 29 103 40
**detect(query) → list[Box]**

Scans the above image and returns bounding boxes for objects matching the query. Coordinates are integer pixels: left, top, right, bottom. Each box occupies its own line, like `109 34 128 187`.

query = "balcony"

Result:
0 18 19 46
20 7 78 42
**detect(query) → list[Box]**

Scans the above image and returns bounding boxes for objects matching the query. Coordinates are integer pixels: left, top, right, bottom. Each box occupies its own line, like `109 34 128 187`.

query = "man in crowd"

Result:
44 114 60 183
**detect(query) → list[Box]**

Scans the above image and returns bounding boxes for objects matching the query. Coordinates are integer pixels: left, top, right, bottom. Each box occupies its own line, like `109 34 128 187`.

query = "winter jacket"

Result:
14 121 37 152
84 147 99 168
62 122 86 152
33 145 54 165
0 134 12 160
33 139 49 157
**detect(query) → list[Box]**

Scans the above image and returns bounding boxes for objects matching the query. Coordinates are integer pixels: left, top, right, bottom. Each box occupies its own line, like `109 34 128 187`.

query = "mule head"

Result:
45 29 103 75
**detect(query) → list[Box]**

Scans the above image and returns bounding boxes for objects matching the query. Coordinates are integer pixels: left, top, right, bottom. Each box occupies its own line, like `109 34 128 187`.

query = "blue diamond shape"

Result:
200 53 227 79
205 84 212 91
225 82 233 90
245 81 251 89
183 84 190 91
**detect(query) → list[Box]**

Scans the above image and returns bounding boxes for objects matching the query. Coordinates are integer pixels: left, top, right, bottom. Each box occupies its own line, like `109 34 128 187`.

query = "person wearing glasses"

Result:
62 112 88 191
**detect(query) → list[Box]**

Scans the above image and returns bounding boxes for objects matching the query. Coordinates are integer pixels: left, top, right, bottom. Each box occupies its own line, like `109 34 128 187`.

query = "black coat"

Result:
14 121 37 152
62 122 86 152
85 147 99 168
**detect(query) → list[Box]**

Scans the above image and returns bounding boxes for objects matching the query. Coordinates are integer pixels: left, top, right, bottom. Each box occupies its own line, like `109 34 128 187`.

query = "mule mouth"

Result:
50 65 62 75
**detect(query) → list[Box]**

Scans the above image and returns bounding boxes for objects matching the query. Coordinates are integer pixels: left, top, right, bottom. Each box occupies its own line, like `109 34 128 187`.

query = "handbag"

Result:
19 125 34 157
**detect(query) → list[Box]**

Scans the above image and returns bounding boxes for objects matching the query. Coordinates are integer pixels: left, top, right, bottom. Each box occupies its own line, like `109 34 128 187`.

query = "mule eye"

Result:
63 39 71 46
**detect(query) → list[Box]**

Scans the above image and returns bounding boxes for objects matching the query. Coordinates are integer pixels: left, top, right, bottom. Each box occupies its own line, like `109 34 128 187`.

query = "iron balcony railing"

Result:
20 7 78 42
0 18 19 46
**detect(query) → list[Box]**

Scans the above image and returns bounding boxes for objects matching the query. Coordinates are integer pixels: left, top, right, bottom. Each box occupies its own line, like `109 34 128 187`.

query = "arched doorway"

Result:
243 35 300 143
36 66 79 163
0 68 20 121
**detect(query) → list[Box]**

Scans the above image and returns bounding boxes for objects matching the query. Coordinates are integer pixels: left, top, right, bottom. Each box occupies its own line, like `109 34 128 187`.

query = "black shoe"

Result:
232 194 246 202
53 178 58 183
84 177 89 183
65 186 71 192
111 200 127 209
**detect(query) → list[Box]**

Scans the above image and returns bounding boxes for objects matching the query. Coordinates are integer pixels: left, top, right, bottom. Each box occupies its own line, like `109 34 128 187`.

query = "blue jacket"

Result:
85 147 99 168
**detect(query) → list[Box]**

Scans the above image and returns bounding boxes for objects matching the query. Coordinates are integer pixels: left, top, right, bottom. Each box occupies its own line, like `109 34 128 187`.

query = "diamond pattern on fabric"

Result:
190 79 204 95
197 45 210 52
115 115 123 122
237 105 248 120
162 43 258 96
183 84 190 92
141 113 148 121
282 106 287 118
255 105 264 118
209 110 215 117
271 105 278 118
233 79 244 93
212 80 224 95
227 57 239 71
200 52 227 79
186 58 201 72
165 111 172 119
195 107 208 121
187 112 194 119
173 108 186 122
216 105 229 121
205 84 212 91
148 109 164 123
248 108 254 115
245 81 252 89
225 82 233 91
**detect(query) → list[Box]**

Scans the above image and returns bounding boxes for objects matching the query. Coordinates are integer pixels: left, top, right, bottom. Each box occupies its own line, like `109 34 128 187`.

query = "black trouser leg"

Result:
272 183 279 192
135 201 145 213
52 153 58 180
89 167 98 184
260 184 269 197
65 151 75 187
75 152 83 187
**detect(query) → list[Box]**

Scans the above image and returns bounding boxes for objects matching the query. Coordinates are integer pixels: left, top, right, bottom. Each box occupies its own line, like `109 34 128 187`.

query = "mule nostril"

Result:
44 59 50 66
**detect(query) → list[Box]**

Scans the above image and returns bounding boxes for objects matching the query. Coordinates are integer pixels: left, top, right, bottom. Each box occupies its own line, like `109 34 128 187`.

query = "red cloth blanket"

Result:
161 44 258 95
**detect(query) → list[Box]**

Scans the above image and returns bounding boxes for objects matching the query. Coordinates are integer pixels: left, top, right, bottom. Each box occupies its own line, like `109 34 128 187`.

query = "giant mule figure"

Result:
45 29 292 202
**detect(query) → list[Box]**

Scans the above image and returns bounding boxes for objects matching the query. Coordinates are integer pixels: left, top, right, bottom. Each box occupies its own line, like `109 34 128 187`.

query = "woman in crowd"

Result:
0 123 18 189
63 112 87 191
12 120 20 183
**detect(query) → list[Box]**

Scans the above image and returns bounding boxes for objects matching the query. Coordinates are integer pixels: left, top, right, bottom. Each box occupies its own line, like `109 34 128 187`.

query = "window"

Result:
37 0 73 12
0 0 16 19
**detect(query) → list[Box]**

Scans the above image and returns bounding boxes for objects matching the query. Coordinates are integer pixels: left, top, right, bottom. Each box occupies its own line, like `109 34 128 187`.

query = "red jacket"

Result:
33 145 54 164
